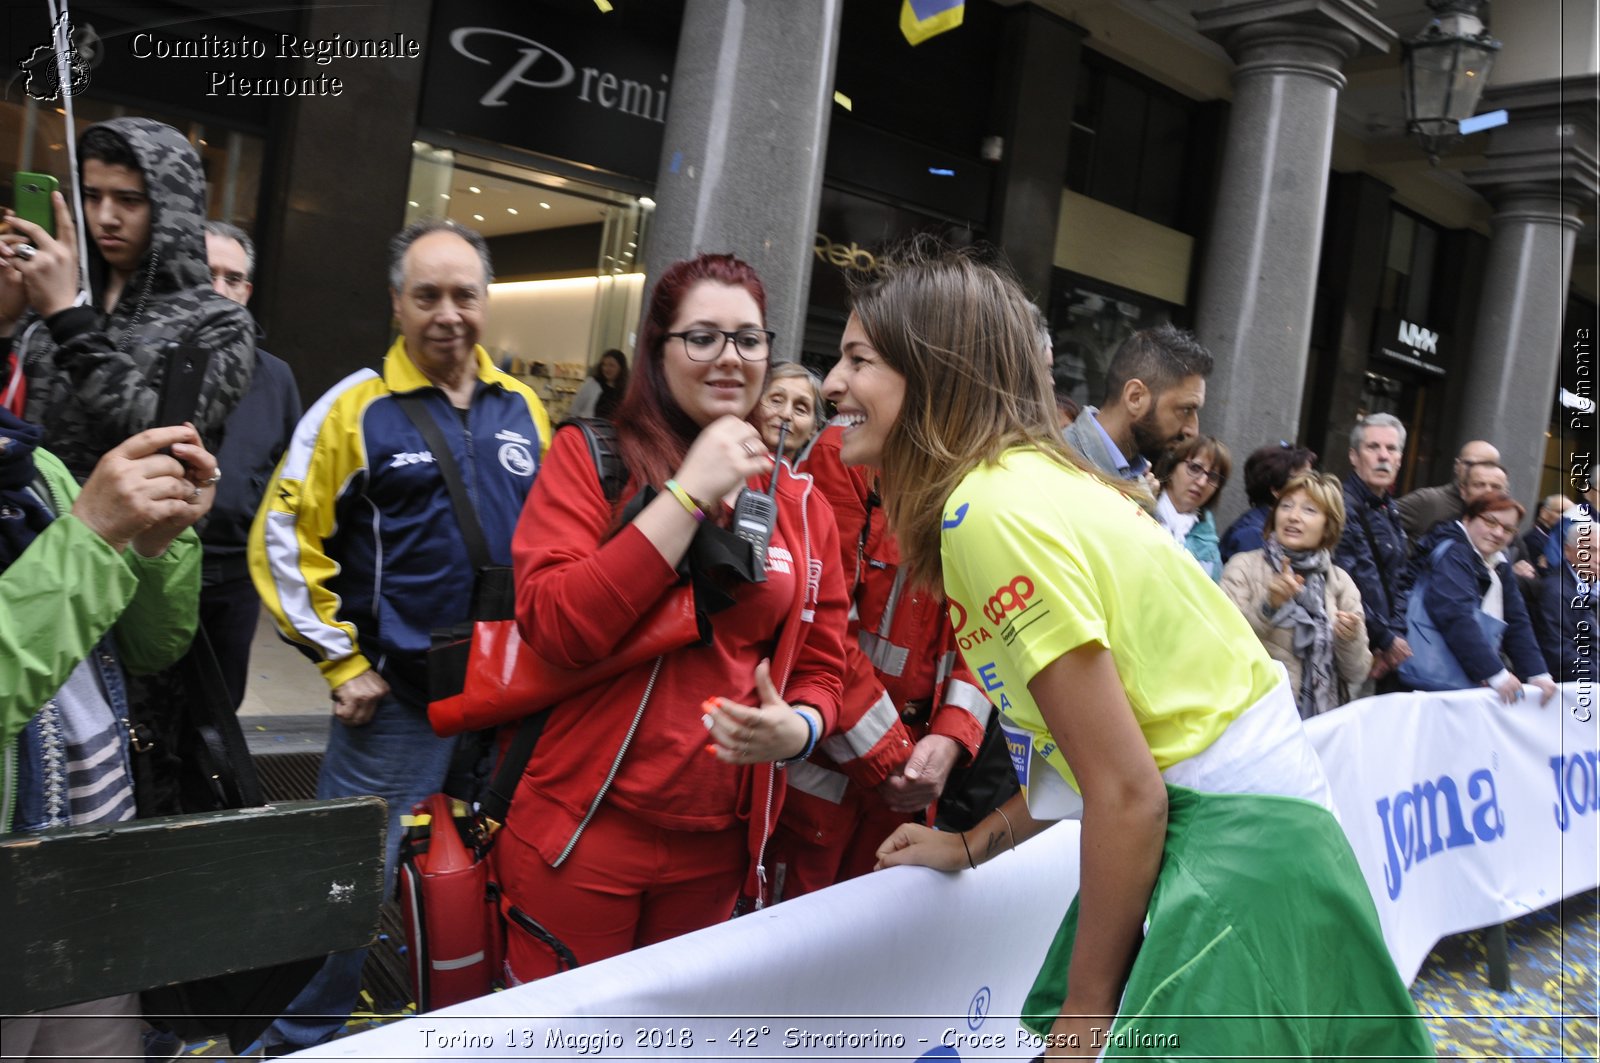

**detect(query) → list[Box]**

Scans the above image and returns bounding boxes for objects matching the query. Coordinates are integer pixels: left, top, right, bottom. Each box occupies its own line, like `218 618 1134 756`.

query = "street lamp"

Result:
1400 0 1501 162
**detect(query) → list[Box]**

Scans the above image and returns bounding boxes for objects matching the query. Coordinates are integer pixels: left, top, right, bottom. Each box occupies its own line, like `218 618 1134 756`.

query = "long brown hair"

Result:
613 254 768 490
850 242 1131 589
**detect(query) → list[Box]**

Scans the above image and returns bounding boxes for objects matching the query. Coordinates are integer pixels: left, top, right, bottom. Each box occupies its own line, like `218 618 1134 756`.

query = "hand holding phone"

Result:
12 172 60 239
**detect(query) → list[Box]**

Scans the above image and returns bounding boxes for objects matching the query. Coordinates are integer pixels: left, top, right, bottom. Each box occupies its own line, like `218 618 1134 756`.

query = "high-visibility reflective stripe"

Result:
858 630 910 677
786 759 848 804
432 951 485 971
942 677 992 728
876 568 909 639
821 689 899 764
934 650 958 685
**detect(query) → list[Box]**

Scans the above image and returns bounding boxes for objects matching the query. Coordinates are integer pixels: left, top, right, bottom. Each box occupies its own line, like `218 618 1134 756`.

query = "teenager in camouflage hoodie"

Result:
0 116 254 478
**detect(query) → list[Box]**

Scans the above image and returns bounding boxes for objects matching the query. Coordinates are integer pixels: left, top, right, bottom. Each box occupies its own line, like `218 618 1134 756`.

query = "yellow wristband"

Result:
664 479 706 522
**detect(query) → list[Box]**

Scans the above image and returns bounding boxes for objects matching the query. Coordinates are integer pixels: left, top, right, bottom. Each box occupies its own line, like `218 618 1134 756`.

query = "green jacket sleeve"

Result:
0 450 200 746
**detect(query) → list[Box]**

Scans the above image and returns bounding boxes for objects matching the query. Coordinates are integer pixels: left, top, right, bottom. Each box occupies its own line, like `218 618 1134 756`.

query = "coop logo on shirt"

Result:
983 576 1034 626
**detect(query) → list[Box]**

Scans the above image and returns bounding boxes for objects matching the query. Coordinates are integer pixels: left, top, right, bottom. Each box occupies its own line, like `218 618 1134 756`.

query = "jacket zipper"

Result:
751 468 816 910
552 656 665 866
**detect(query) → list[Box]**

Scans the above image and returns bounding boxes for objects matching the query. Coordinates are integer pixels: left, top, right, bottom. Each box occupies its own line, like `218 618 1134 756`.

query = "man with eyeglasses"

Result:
196 221 302 709
1395 438 1500 540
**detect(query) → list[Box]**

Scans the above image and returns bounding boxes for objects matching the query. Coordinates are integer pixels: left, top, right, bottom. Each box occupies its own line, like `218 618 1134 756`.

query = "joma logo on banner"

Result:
1376 768 1504 900
1397 320 1439 355
449 27 668 122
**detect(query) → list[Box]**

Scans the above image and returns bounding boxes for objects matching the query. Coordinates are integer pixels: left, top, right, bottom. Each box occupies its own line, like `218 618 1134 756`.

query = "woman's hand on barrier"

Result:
873 822 968 872
702 659 809 764
1529 675 1558 705
1487 672 1522 704
673 415 773 505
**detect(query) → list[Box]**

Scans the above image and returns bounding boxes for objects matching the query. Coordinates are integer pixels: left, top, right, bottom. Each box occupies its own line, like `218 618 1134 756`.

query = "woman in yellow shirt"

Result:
822 245 1430 1059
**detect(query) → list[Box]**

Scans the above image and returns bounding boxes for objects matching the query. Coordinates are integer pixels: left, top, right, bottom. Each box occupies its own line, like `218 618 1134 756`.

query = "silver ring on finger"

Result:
201 469 223 486
15 244 36 261
188 485 201 503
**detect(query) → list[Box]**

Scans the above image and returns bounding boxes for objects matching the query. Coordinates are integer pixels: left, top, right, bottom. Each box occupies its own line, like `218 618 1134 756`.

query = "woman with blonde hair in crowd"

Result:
751 361 824 461
1151 434 1230 581
825 244 1429 1058
1220 472 1371 717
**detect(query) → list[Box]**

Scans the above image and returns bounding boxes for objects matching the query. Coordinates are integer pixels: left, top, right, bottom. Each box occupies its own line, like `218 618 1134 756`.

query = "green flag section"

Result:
1023 785 1434 1059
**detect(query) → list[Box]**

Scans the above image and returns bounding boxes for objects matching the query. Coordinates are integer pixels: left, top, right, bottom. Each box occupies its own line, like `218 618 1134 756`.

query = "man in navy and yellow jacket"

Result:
248 219 549 1053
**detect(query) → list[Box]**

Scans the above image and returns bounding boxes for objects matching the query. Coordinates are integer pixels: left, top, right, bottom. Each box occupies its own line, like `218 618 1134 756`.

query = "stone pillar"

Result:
989 6 1085 304
254 2 430 405
1460 77 1599 501
1192 1 1394 464
641 0 844 362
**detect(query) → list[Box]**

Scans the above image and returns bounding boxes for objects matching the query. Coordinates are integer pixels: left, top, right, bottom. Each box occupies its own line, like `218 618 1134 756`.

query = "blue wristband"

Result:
778 708 819 767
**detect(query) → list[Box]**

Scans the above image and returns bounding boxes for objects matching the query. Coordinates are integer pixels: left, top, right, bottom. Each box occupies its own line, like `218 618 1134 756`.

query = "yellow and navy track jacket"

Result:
249 339 551 691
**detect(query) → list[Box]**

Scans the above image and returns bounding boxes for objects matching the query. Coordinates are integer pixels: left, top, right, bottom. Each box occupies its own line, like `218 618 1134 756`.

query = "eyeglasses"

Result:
210 269 248 288
666 328 774 362
1475 515 1517 535
1182 460 1224 486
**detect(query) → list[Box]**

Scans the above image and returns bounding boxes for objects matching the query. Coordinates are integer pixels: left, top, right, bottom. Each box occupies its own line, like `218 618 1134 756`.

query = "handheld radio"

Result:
731 422 786 579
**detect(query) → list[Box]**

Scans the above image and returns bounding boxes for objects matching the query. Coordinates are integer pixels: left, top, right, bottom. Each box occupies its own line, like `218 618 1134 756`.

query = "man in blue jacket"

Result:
1538 519 1597 683
1334 413 1412 685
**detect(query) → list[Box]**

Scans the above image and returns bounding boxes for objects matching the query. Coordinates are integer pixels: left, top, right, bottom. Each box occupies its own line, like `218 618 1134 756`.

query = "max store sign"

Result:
1375 313 1447 376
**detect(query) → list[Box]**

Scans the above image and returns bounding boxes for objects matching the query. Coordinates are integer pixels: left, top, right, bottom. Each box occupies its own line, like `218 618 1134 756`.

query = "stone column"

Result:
1460 77 1599 501
254 2 431 405
1193 1 1394 466
989 6 1085 304
641 0 844 362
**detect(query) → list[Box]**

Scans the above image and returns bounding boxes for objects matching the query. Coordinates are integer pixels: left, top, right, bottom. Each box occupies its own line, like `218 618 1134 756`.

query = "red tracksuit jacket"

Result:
506 424 849 899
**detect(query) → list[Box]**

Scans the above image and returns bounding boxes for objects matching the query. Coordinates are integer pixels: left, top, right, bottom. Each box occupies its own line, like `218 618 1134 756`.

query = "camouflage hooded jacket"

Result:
19 116 254 478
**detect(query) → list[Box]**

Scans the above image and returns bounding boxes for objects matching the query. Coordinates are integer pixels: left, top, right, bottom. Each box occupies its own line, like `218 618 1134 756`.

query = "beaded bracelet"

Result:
663 479 706 522
777 708 819 766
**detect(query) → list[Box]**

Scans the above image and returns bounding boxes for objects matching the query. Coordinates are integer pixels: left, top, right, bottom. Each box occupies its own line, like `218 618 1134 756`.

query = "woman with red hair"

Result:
496 253 848 981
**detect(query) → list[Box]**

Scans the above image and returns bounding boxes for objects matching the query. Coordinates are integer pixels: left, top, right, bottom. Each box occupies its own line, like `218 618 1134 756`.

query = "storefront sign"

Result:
420 0 680 182
1374 313 1447 376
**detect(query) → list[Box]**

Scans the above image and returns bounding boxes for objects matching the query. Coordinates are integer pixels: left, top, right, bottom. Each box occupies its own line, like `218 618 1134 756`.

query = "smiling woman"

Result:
834 244 1432 1060
494 252 850 981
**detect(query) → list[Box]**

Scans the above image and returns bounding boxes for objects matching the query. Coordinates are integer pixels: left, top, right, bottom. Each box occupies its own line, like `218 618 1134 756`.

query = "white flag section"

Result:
312 685 1595 1061
312 819 1084 1062
1304 683 1598 984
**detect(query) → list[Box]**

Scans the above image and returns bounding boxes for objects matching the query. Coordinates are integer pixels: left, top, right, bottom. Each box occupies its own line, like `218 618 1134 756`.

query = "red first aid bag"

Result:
397 793 504 1011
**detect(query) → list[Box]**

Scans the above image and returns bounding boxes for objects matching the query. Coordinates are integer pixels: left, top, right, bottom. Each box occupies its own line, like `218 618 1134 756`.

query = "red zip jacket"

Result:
507 425 848 900
783 425 990 845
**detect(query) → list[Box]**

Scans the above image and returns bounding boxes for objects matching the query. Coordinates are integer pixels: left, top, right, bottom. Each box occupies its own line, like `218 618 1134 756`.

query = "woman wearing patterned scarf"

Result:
1222 472 1372 717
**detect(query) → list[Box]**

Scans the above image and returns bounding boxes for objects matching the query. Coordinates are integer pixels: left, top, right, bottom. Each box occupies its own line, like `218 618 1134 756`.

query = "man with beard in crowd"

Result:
1061 324 1212 506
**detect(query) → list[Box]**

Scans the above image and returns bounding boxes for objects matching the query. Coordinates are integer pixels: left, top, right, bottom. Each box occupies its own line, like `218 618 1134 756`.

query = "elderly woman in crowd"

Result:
1221 472 1370 718
1400 490 1557 704
1152 435 1230 581
751 361 824 461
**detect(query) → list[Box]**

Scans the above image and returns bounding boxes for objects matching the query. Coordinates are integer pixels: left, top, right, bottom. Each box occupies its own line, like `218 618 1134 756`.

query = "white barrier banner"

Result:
1304 684 1598 983
314 820 1084 1062
315 686 1595 1060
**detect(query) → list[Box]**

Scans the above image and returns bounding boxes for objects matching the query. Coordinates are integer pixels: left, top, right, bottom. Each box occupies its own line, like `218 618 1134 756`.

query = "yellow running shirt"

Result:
939 448 1281 812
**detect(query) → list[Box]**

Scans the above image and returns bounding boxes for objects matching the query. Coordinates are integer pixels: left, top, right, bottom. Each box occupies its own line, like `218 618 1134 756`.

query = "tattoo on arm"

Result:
982 828 1008 860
